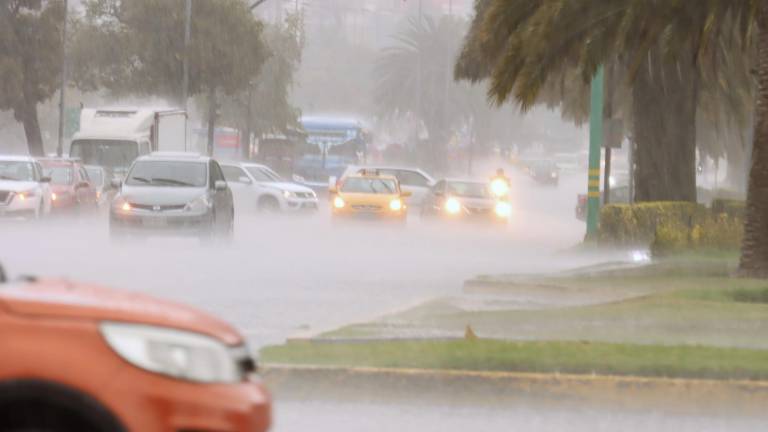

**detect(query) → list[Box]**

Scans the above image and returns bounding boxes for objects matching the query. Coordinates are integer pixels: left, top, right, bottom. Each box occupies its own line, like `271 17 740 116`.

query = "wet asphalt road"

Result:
2 170 758 431
1 170 598 347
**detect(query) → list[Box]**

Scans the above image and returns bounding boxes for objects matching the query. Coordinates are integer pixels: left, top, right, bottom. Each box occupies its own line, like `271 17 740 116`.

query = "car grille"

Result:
0 191 10 204
129 203 187 212
467 207 492 215
295 192 315 199
351 204 382 212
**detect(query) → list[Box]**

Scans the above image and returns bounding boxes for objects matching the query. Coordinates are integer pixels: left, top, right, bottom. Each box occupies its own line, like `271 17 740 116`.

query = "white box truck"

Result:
69 107 191 179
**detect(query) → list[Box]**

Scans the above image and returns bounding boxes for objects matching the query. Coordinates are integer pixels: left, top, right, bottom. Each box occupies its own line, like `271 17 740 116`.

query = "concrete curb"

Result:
262 364 768 416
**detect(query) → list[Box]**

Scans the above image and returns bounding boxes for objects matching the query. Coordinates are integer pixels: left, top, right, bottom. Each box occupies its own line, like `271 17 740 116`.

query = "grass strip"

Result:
261 339 768 381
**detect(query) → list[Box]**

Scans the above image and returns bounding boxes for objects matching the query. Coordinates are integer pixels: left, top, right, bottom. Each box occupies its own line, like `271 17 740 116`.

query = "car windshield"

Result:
70 140 138 169
42 166 74 185
125 161 207 187
85 167 104 186
446 182 490 198
0 161 35 182
341 177 397 194
246 166 281 182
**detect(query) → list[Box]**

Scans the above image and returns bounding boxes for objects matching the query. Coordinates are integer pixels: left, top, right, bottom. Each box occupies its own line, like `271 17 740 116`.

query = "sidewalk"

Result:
262 364 768 417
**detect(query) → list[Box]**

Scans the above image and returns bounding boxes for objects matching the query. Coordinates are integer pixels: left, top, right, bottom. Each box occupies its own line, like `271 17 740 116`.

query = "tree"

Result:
0 0 65 156
376 15 505 172
455 0 768 277
72 0 268 153
219 11 304 159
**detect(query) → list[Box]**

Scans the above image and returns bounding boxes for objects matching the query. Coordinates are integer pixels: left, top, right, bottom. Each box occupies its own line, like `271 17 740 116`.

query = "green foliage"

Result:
599 202 707 246
374 15 518 170
711 199 747 219
73 0 267 100
599 202 744 255
219 11 304 138
0 0 65 154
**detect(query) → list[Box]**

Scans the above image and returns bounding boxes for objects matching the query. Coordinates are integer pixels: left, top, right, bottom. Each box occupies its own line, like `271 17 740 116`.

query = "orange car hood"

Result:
0 279 242 345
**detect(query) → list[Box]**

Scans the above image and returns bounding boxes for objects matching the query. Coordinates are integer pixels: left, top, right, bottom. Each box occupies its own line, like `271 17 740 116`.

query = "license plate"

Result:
143 217 167 228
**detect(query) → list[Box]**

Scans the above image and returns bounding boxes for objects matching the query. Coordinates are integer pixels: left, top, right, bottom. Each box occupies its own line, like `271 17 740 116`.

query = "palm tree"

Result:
456 0 768 277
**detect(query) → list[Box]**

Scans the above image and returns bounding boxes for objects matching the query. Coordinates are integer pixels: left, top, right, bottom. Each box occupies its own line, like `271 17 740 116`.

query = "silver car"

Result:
109 153 234 241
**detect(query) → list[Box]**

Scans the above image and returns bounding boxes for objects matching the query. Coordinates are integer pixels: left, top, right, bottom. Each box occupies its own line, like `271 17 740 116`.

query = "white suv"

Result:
0 155 52 219
341 165 435 206
220 162 319 213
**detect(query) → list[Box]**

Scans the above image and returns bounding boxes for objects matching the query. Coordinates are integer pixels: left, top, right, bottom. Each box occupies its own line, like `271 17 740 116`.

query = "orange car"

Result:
0 268 271 431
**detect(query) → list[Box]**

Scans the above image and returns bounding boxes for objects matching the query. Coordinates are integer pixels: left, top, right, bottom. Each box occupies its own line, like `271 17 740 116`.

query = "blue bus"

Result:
293 116 367 184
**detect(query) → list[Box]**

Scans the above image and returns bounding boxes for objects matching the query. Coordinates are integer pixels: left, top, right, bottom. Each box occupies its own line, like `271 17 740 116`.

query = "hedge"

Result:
599 200 745 255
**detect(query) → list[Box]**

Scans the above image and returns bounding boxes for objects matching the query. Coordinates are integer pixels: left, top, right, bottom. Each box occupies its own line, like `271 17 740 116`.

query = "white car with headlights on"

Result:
109 153 234 241
421 179 512 224
219 162 318 213
0 155 52 219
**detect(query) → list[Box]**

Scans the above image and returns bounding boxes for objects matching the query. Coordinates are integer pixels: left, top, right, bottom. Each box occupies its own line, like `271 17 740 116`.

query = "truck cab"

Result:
70 108 188 181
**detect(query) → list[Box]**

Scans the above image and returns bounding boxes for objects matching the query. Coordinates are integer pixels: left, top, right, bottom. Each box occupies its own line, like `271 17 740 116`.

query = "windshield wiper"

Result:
151 177 195 187
0 175 18 181
130 176 151 184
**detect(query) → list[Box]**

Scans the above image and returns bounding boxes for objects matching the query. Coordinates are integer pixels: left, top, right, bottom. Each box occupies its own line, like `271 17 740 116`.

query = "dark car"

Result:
528 160 560 185
38 158 98 212
421 179 511 224
110 153 234 242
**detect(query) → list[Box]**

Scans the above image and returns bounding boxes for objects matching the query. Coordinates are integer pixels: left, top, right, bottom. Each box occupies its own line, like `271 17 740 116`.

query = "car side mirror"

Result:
110 178 122 189
328 186 338 195
215 180 227 191
433 191 444 198
40 176 51 183
77 181 90 189
238 176 252 184
401 190 413 198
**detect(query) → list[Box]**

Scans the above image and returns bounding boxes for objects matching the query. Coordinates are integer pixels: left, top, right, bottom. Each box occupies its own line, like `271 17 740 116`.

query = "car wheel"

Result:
220 209 234 242
199 212 216 245
258 196 280 213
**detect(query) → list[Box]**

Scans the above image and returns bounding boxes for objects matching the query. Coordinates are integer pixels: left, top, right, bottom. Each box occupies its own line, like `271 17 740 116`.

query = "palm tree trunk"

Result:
738 6 768 277
632 47 698 202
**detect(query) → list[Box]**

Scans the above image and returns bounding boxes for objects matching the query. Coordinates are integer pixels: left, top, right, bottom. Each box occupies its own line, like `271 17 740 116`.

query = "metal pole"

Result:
586 65 604 239
182 0 191 110
182 0 191 151
416 0 422 157
56 0 69 157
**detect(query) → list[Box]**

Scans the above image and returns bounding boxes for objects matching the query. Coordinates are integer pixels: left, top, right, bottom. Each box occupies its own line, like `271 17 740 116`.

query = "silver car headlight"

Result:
100 322 243 383
282 190 295 199
112 196 132 213
185 195 211 212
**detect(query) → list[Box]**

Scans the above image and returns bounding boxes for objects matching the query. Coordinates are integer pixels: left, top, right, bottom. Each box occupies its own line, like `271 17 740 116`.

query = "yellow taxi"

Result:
330 171 411 223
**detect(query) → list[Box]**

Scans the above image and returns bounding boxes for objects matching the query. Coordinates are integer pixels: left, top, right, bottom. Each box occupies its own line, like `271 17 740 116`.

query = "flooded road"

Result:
276 400 766 432
5 170 748 431
1 171 599 347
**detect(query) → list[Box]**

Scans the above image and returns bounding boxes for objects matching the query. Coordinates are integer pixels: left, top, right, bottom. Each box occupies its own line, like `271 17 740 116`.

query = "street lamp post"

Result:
182 0 191 112
56 0 69 157
586 66 604 240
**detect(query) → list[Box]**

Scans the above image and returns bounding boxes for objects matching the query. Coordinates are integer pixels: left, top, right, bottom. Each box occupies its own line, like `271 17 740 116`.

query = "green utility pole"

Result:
586 65 604 239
